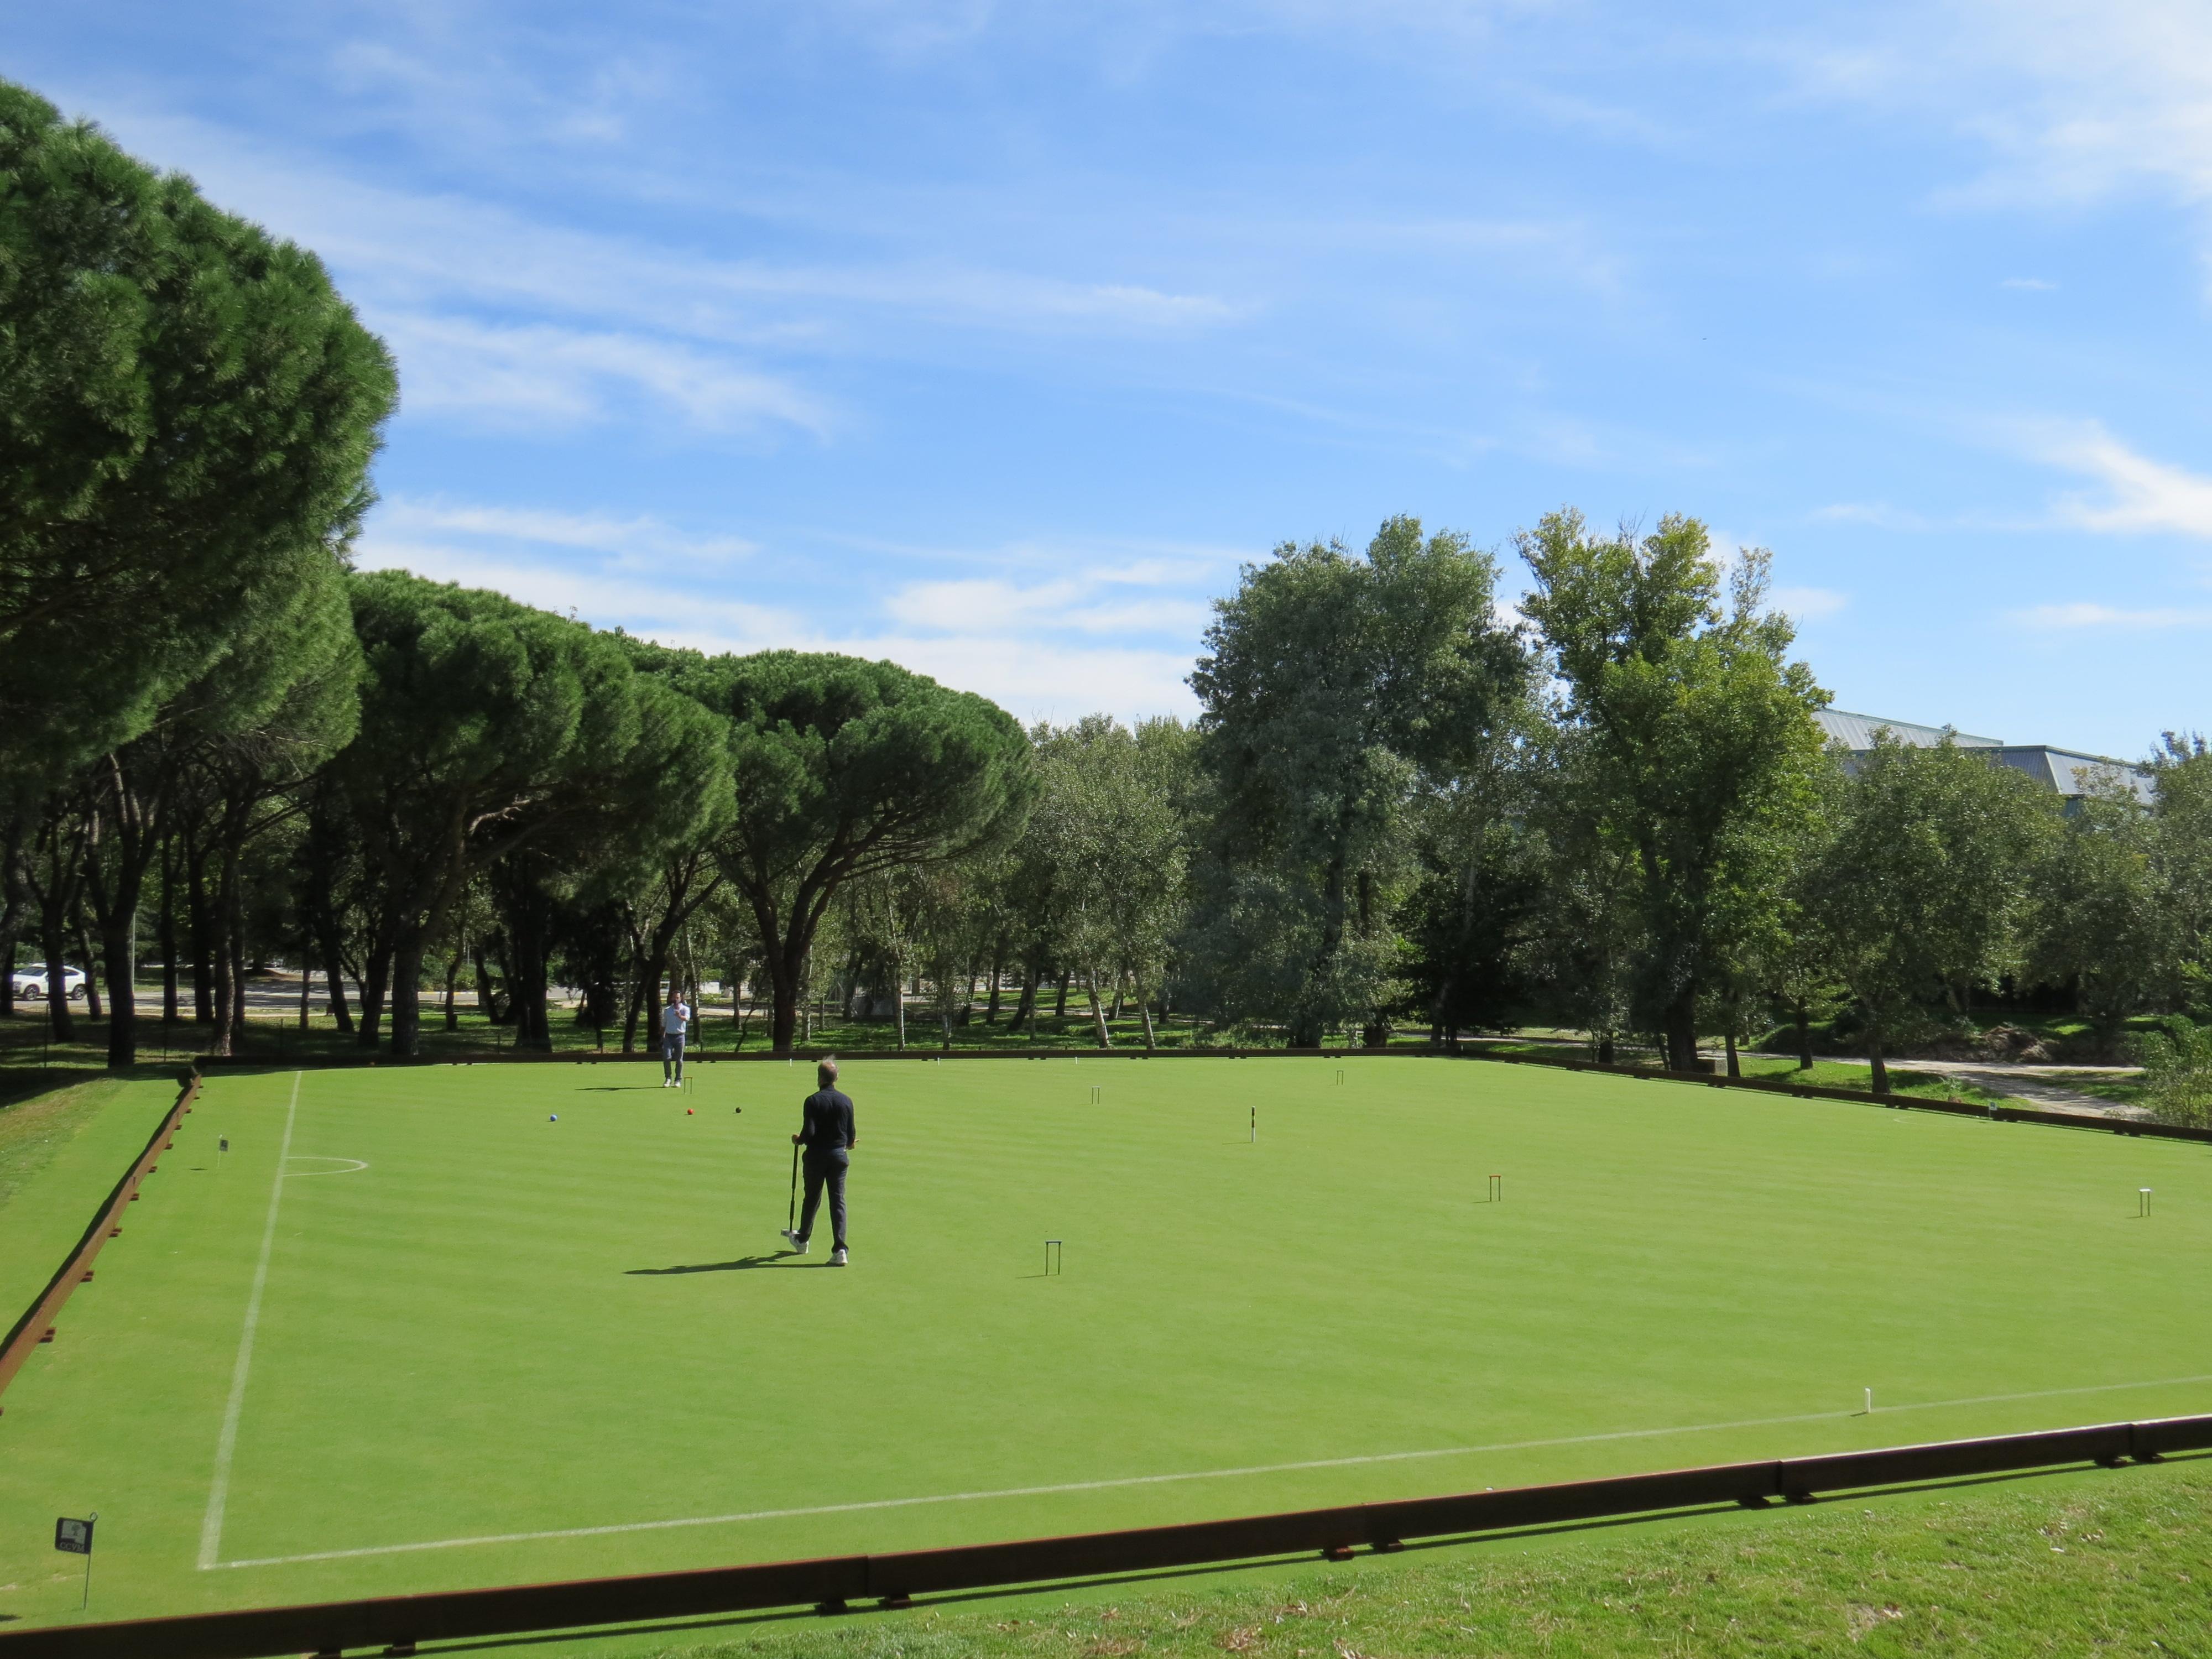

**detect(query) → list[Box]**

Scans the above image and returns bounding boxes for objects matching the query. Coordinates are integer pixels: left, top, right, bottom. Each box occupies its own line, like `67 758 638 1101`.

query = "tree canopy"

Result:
659 649 1034 1052
1520 510 1829 1071
1185 516 1529 1046
0 80 395 809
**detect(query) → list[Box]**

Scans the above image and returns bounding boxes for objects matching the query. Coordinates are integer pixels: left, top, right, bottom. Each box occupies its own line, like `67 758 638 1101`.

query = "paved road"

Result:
98 974 580 1020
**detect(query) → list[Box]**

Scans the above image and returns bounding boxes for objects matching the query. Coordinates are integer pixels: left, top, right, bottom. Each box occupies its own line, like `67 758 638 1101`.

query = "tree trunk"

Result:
317 914 353 1034
1662 988 1700 1073
186 834 213 1024
299 950 314 1030
893 953 906 1051
985 946 1003 1024
1135 966 1156 1052
0 826 20 1020
97 906 135 1065
1794 999 1812 1071
1053 970 1069 1020
1867 1033 1890 1097
1597 1034 1615 1066
389 931 425 1057
1087 967 1113 1048
501 881 556 1052
71 912 103 1021
1724 1026 1740 1078
357 946 392 1047
210 853 238 1057
443 948 462 1031
39 879 76 1041
471 941 503 1027
1009 954 1039 1034
158 832 179 1029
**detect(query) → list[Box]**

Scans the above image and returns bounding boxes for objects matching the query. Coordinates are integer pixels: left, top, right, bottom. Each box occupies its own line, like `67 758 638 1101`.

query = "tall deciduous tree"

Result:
1799 734 2055 1092
0 82 394 808
2151 734 2212 1014
656 651 1032 1053
2030 778 2167 1058
1029 717 1194 1050
1520 511 1828 1072
1187 517 1529 1047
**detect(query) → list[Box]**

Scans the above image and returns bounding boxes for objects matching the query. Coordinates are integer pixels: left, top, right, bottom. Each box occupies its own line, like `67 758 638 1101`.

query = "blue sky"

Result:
15 2 2212 753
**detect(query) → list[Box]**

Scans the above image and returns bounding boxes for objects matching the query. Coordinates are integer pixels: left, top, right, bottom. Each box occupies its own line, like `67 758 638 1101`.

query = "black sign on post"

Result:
55 1513 96 1609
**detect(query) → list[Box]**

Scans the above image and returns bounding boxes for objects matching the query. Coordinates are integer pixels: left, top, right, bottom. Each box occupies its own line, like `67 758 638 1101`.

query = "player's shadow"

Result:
627 1253 813 1274
580 1086 667 1092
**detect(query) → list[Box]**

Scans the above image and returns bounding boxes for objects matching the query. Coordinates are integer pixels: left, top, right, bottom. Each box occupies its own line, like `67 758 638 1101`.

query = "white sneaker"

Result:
831 1248 849 1267
781 1229 807 1253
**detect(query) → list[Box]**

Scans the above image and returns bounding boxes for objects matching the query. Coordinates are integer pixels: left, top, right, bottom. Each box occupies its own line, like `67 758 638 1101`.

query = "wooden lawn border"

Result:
0 1415 2206 1657
0 1070 199 1409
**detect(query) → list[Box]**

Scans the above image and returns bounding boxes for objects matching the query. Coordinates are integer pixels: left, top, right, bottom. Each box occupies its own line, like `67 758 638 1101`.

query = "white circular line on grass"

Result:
205 1370 2212 1571
283 1156 369 1179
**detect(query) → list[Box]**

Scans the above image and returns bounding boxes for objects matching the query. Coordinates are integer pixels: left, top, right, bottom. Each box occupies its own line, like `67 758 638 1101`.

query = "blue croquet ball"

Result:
549 1114 557 1122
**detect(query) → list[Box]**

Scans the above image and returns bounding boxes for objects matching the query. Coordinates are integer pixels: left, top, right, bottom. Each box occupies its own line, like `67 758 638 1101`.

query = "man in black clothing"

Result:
782 1059 856 1266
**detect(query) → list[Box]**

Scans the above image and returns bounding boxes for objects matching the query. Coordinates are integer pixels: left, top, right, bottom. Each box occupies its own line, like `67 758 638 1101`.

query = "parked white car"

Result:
10 964 87 999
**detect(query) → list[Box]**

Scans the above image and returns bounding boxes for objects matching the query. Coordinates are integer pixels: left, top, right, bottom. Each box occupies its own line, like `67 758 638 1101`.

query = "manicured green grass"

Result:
0 998 1221 1070
1 1055 2208 1637
603 1459 2212 1657
0 1073 180 1324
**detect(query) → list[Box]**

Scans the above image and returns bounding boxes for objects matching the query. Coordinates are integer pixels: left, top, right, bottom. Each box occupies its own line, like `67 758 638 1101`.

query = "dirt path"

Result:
1747 1053 2146 1119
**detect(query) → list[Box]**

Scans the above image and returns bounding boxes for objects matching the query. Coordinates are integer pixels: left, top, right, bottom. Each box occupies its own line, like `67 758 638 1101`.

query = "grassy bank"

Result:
614 1460 2212 1658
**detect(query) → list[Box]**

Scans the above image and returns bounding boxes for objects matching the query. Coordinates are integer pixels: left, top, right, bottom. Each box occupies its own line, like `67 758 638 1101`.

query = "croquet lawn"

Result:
1 1055 2208 1634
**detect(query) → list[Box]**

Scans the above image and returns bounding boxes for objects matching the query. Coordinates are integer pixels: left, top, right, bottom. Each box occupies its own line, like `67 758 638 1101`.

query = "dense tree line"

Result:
7 82 2211 1115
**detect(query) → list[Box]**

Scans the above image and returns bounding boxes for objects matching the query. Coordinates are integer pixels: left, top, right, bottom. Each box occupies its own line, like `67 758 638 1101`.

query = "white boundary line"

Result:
207 1370 2212 1570
197 1071 301 1572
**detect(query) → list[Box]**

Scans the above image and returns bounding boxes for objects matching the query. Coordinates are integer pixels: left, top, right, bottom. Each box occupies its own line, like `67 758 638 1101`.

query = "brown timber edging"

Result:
3 1415 2207 1658
0 1070 199 1408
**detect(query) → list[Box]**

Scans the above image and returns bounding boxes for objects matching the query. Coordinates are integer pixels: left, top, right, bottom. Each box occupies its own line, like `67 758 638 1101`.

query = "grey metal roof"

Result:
1815 709 2002 750
1992 747 2156 802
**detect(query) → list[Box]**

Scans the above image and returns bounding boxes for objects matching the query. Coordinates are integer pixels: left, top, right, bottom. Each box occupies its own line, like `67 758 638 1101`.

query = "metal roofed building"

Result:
1814 709 2000 752
1814 709 2153 804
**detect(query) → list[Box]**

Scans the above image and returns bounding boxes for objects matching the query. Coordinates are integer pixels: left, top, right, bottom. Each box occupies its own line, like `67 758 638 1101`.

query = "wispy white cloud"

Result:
891 576 1214 639
2011 601 2212 628
2001 275 2059 290
375 314 833 434
2036 423 2212 538
375 498 757 566
73 101 1241 438
354 499 1220 720
1786 2 2212 288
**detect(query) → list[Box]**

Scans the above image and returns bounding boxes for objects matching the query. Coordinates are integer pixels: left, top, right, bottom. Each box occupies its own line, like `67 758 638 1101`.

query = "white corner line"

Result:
205 1371 2212 1571
197 1071 301 1572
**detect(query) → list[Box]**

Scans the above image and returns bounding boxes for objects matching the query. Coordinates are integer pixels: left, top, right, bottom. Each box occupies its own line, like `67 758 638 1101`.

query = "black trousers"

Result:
799 1150 848 1249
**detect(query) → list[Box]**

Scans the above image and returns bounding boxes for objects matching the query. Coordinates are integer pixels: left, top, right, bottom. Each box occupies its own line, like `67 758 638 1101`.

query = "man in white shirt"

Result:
660 990 692 1087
